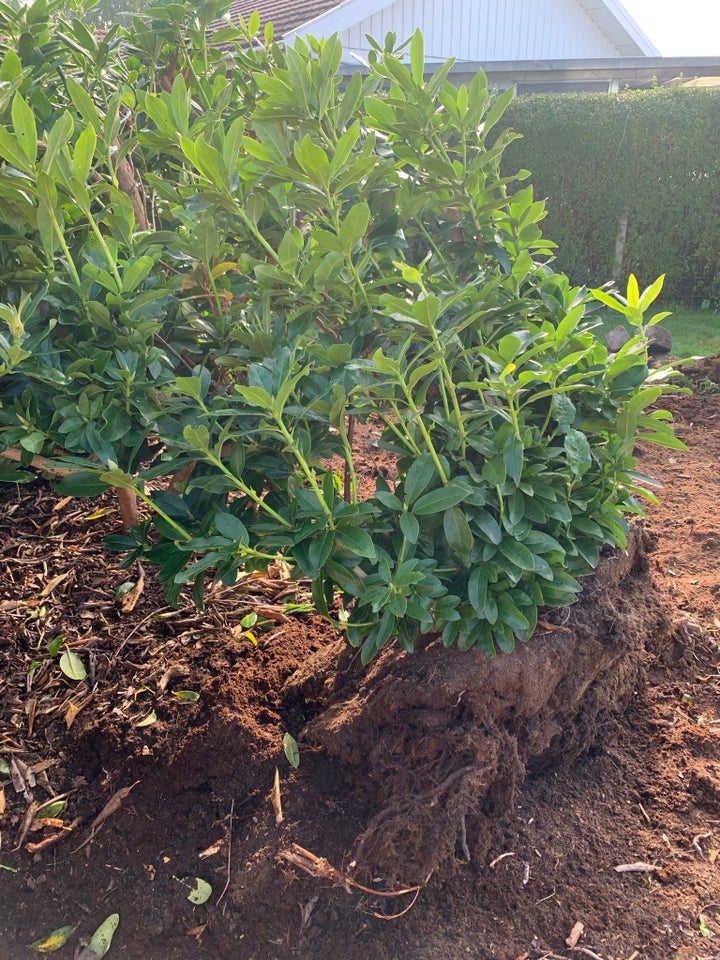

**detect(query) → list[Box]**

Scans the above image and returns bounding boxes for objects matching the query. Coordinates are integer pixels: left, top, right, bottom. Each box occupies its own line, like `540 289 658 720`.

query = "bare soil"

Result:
1 371 720 960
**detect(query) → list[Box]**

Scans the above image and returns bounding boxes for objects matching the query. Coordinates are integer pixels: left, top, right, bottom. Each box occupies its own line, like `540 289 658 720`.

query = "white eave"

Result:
284 0 388 42
577 0 660 56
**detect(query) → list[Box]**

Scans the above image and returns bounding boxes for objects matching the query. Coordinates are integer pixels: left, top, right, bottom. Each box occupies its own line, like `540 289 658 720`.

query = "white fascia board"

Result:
285 0 394 41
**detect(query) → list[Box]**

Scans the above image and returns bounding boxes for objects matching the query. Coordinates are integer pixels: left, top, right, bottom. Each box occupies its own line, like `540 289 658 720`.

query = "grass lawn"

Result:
595 306 720 358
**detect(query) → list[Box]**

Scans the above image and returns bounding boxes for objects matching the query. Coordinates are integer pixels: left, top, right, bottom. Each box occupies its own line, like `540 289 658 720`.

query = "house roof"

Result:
215 0 346 39
215 0 659 59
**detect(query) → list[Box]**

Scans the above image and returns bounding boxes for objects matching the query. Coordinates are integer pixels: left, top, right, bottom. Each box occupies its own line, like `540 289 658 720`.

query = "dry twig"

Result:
278 843 423 919
71 780 140 854
216 799 234 907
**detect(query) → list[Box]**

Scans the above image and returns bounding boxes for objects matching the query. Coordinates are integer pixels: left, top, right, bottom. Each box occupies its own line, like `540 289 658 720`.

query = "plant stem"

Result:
273 417 336 527
202 449 293 528
398 381 448 483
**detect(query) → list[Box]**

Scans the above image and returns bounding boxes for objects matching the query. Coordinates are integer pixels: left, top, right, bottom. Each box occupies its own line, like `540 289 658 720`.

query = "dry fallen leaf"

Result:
271 767 283 826
198 840 223 860
39 571 71 599
119 565 145 614
10 756 36 801
65 700 85 729
614 861 656 873
566 921 584 948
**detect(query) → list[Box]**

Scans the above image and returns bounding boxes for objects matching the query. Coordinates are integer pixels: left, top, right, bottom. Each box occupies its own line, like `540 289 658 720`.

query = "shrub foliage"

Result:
502 87 720 304
0 1 684 662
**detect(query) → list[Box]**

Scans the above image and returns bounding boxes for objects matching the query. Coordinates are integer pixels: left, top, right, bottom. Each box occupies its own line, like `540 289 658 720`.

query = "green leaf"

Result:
73 124 96 184
55 471 109 497
443 506 473 564
482 457 506 486
184 878 212 905
409 28 425 85
214 512 248 541
11 92 36 162
335 525 377 560
403 453 436 504
413 479 471 516
339 202 371 253
497 595 530 633
234 385 275 410
283 732 300 768
136 709 157 727
59 648 87 681
503 435 523 485
121 255 155 294
293 135 330 191
564 429 592 478
175 376 203 402
183 424 211 450
498 539 536 571
399 510 419 544
0 124 32 170
0 48 22 82
172 689 200 706
468 565 489 616
35 799 65 819
66 79 103 134
473 509 502 544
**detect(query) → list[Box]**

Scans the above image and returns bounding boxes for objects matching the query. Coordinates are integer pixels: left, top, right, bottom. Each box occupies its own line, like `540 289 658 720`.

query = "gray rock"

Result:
647 324 672 354
605 324 631 352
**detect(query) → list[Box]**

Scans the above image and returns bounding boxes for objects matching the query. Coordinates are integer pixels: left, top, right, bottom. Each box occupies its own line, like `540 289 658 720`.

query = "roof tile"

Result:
214 0 344 38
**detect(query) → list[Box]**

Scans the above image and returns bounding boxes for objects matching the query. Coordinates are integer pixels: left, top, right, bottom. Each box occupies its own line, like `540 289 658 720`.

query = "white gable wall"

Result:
293 0 630 63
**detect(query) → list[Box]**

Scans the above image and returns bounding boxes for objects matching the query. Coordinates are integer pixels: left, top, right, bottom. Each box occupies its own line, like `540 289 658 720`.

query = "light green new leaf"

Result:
339 202 370 253
185 877 212 905
73 124 97 184
283 732 300 768
59 648 87 681
174 376 203 402
234 385 275 410
409 28 425 85
66 79 103 135
0 124 32 171
84 913 119 959
182 424 211 450
11 92 36 163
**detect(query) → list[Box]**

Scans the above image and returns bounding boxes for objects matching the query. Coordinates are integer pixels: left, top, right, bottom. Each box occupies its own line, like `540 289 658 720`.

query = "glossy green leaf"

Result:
443 506 473 564
335 526 377 560
564 429 592 478
403 454 435 505
413 480 471 516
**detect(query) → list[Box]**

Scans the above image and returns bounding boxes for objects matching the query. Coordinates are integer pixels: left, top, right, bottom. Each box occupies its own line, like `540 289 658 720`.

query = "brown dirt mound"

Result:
1 389 720 960
295 526 669 883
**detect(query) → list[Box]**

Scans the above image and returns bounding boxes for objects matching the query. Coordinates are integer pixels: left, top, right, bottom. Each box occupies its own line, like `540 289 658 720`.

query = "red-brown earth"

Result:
1 362 720 960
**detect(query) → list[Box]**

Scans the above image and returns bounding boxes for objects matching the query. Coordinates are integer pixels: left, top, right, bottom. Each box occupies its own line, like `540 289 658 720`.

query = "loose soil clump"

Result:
1 376 720 960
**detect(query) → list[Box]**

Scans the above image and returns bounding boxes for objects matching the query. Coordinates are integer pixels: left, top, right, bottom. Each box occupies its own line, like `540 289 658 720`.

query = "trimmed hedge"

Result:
501 86 720 304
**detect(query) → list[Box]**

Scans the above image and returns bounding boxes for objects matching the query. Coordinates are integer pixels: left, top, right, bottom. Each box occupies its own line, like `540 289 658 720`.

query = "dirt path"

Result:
1 387 719 960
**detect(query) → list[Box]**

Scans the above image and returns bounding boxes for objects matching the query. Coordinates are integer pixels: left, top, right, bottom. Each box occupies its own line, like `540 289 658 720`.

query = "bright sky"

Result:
622 0 720 56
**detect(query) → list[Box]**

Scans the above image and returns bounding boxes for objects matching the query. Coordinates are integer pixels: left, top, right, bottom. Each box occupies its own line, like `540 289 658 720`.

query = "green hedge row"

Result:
501 86 720 304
